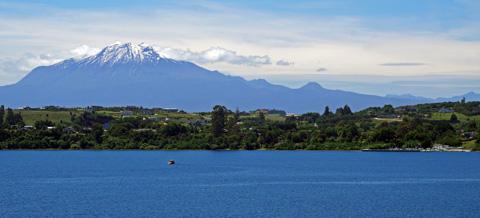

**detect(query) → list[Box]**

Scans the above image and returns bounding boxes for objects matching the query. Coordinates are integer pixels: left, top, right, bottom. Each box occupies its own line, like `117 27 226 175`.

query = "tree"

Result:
335 105 353 116
383 104 395 114
436 132 461 147
161 122 187 137
369 122 396 143
4 108 15 126
14 113 24 127
0 105 4 127
300 112 320 123
211 105 227 137
234 108 240 122
322 106 332 117
450 113 458 123
335 107 344 116
343 105 353 115
336 121 359 142
91 123 104 143
258 111 266 123
34 120 55 130
476 130 480 145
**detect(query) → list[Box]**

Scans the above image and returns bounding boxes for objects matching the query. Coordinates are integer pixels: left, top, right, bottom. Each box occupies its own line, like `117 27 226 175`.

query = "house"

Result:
148 117 162 121
21 125 34 130
133 128 157 132
376 114 400 119
188 119 208 126
438 107 454 113
163 108 179 113
397 106 417 112
102 123 111 130
84 107 94 113
141 109 154 115
462 131 477 140
63 126 76 133
120 110 134 117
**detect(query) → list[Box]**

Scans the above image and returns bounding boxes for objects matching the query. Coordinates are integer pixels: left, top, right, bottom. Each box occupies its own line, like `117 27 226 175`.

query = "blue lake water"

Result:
1 151 480 218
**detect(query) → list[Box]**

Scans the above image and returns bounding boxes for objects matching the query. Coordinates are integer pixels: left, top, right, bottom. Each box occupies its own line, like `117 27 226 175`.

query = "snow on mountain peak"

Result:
81 42 166 66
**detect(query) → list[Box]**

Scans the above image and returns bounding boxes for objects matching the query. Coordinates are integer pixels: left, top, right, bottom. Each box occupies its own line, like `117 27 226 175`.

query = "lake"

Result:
1 151 480 217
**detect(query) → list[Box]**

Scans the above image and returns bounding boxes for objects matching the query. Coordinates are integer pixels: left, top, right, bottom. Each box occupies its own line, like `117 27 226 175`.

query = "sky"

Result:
0 0 479 97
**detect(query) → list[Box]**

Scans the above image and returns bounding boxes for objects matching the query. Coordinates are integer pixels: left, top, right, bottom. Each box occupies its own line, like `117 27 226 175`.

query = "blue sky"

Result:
0 0 479 97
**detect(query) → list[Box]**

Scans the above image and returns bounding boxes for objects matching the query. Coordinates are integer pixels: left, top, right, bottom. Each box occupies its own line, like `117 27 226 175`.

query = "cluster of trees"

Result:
0 103 479 150
0 106 25 128
406 99 480 116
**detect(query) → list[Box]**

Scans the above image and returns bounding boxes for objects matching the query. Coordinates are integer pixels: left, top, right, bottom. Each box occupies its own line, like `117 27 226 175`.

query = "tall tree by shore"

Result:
211 105 227 137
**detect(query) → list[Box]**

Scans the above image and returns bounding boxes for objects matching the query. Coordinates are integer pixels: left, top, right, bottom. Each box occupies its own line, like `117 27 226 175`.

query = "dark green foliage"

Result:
436 132 462 147
211 105 227 137
383 104 395 114
323 106 332 117
72 111 112 127
91 124 104 143
369 122 396 143
300 112 320 123
450 113 458 123
1 102 479 150
0 105 4 127
258 111 266 123
343 105 353 115
335 105 353 116
5 108 15 126
336 121 359 142
34 120 55 130
476 131 480 146
4 108 24 127
161 123 187 137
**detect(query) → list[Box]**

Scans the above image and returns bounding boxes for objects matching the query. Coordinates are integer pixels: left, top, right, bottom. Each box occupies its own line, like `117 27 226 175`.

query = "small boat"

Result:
168 160 175 165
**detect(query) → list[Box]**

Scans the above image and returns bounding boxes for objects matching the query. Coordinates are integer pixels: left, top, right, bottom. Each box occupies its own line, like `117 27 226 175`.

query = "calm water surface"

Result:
1 151 480 218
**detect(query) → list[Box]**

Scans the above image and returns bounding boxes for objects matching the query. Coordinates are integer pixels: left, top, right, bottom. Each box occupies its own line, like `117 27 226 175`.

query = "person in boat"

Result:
168 160 175 165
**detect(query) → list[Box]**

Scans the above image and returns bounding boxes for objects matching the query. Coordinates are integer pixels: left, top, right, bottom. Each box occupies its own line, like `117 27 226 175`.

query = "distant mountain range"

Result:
0 42 478 113
386 92 480 104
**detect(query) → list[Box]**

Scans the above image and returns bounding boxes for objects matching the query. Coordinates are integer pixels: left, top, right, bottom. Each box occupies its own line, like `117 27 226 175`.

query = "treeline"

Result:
0 104 479 150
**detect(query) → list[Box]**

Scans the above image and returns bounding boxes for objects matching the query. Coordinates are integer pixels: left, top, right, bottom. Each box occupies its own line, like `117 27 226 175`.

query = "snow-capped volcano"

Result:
2 42 470 112
79 42 171 66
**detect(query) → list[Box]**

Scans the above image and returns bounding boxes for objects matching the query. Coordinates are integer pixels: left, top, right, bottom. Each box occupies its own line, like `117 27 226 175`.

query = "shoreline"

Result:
0 148 475 152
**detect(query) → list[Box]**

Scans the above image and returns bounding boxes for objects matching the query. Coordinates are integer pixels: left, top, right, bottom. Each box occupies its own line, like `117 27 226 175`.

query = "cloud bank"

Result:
70 45 100 58
316 68 327 72
156 47 271 66
380 62 426 67
0 53 62 82
276 60 294 66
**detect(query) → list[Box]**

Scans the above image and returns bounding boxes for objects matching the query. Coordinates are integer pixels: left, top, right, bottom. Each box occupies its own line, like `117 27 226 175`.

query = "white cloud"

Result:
0 53 62 84
17 53 62 71
156 47 271 66
316 68 327 72
70 45 100 58
276 60 294 66
380 62 426 66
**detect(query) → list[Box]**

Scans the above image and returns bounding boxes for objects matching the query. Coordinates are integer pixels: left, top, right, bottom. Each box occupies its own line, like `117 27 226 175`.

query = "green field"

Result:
372 117 402 124
16 110 80 125
430 112 480 122
463 140 480 151
95 110 121 118
16 109 208 126
265 114 286 122
239 114 286 122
